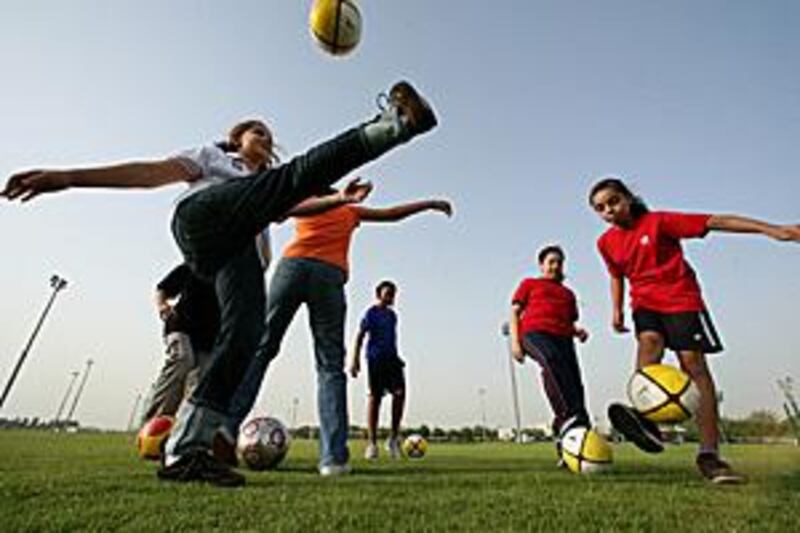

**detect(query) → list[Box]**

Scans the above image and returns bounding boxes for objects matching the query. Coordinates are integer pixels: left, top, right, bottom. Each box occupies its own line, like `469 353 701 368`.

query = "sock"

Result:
698 445 718 457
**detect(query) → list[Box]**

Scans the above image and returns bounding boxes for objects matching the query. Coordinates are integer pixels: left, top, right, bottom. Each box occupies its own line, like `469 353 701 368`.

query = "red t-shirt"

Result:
512 278 578 337
597 211 711 313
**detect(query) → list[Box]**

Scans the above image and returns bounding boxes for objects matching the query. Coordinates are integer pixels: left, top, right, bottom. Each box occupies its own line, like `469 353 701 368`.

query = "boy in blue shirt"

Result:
349 280 406 459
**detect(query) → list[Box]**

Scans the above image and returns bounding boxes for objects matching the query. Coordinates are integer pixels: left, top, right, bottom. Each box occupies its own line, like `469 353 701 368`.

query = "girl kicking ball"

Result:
589 177 800 484
2 80 438 487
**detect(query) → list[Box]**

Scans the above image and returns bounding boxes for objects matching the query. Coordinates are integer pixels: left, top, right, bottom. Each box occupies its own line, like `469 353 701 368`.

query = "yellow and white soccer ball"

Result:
402 434 428 459
560 427 613 474
627 364 700 424
309 0 362 56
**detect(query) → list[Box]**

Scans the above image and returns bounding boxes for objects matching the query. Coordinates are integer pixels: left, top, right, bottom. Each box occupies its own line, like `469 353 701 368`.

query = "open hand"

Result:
341 177 373 204
430 200 453 217
2 170 71 202
767 224 800 242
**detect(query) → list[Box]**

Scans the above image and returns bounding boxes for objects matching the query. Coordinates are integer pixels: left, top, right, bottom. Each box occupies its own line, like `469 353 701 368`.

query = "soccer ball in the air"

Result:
309 0 362 56
402 434 428 459
627 364 700 424
136 415 174 460
236 416 291 471
560 426 613 474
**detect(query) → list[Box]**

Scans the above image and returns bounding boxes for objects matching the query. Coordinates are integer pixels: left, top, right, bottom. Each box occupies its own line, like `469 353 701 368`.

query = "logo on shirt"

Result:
640 235 651 246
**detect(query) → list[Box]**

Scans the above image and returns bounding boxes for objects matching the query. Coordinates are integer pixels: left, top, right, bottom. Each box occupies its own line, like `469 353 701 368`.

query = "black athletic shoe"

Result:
696 453 746 485
212 430 239 468
388 81 438 136
157 450 245 488
608 403 664 454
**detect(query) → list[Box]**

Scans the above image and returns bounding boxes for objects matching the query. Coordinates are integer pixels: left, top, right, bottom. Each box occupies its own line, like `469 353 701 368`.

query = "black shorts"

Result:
632 308 723 354
367 357 406 397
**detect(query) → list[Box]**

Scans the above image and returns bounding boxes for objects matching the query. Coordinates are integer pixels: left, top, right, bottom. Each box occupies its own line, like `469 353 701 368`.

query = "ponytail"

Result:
589 177 649 218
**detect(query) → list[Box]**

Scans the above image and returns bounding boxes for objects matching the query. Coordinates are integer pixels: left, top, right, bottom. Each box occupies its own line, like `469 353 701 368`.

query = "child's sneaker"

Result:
319 463 352 477
385 437 402 459
387 81 437 137
364 442 378 460
608 403 664 453
363 81 437 153
211 428 239 468
157 450 245 488
696 453 746 484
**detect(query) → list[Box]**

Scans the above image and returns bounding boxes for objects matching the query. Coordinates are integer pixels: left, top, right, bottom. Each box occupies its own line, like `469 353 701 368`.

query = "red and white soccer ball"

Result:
236 416 291 471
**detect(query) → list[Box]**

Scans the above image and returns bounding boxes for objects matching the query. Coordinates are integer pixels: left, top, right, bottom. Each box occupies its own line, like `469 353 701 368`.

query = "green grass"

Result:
0 431 798 532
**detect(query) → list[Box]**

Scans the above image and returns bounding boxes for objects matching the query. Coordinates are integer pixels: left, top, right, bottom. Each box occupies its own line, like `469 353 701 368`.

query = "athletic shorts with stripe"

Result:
632 308 723 354
521 331 589 435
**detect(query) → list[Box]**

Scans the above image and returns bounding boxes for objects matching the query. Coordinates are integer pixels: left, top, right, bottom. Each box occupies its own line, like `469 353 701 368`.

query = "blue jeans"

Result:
165 128 370 460
230 257 349 467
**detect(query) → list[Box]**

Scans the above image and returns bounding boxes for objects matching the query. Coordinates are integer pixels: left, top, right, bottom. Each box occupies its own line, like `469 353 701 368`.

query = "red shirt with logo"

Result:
512 278 579 337
597 211 711 313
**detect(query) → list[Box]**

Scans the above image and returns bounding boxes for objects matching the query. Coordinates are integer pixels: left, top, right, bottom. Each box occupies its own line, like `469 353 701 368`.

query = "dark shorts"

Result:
367 357 406 397
632 308 723 354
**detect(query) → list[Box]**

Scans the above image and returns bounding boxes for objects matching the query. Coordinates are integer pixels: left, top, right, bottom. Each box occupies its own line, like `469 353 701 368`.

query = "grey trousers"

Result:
142 332 212 422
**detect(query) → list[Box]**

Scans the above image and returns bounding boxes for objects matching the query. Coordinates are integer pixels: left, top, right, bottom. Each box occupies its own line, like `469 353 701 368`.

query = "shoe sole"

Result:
710 474 746 485
608 404 664 454
390 81 438 134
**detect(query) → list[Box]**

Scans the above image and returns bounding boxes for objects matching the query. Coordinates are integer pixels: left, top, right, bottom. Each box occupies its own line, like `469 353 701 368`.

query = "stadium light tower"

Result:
53 370 80 424
478 387 487 441
66 358 94 424
127 393 142 432
0 274 68 410
501 322 523 443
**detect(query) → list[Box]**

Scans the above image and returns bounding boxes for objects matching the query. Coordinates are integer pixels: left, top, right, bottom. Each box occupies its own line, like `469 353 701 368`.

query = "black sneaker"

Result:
212 429 239 468
388 81 438 136
696 453 746 485
157 450 245 488
608 403 664 454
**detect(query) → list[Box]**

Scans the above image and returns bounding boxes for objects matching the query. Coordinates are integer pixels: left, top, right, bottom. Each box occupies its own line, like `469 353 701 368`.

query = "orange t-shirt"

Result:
282 205 361 273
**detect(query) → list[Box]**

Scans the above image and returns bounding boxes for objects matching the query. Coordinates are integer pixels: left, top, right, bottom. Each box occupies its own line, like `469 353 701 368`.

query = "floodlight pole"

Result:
53 370 80 424
478 387 487 441
0 274 68 410
66 358 94 424
126 393 142 432
501 322 523 443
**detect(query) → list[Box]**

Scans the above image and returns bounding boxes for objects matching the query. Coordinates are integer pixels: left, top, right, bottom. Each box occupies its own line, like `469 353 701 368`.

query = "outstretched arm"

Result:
2 159 196 202
707 215 800 242
288 177 373 217
356 199 453 222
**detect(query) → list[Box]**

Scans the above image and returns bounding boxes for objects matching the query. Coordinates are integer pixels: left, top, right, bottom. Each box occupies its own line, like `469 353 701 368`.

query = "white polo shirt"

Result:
174 144 271 267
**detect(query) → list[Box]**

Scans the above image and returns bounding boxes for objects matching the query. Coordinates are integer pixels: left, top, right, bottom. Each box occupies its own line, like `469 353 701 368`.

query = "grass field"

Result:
0 431 798 532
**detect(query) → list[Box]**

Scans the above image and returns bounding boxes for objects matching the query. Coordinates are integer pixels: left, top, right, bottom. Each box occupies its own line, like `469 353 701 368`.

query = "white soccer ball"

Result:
561 426 613 474
402 434 428 459
627 364 701 424
236 416 291 471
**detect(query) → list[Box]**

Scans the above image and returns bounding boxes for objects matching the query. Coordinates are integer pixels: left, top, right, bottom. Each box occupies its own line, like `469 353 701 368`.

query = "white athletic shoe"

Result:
386 437 402 459
319 463 352 477
364 442 378 460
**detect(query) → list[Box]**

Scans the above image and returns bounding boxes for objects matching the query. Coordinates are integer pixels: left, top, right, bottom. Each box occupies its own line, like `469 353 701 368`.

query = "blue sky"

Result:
1 1 798 430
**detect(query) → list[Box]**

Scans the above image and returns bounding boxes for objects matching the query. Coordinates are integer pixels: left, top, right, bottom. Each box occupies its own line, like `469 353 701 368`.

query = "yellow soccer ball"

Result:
309 0 362 56
561 427 613 474
402 434 428 459
136 415 174 460
628 364 700 424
